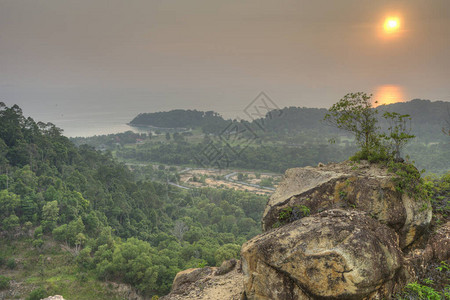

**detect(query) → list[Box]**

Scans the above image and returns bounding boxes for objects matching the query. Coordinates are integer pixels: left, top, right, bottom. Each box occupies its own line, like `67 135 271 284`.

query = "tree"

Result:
214 243 241 265
67 217 85 246
443 106 450 136
76 246 93 270
52 224 68 244
172 220 189 243
0 190 20 219
2 214 19 233
33 226 44 249
41 200 59 232
75 233 87 253
324 92 379 159
380 112 415 160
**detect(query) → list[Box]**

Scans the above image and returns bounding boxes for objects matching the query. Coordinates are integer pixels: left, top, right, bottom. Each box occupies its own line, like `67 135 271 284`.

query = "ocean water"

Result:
31 110 148 138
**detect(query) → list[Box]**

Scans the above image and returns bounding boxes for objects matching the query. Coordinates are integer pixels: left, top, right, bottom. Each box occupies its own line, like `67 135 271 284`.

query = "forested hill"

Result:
129 109 228 129
128 99 449 137
262 99 449 136
378 99 449 126
0 102 267 298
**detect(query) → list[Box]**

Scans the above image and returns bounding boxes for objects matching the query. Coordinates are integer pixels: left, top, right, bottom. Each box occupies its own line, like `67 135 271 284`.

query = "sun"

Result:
384 17 400 33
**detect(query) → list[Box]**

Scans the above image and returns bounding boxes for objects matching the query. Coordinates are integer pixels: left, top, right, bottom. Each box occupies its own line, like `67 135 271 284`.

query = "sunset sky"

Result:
1 0 449 128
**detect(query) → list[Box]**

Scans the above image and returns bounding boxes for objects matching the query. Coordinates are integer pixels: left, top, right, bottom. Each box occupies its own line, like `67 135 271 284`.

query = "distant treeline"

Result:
130 109 228 132
128 100 450 140
117 140 356 173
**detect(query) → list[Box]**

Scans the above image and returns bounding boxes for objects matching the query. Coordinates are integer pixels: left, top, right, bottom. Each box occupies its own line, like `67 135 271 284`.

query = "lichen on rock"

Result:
165 162 440 300
262 161 432 249
242 209 409 299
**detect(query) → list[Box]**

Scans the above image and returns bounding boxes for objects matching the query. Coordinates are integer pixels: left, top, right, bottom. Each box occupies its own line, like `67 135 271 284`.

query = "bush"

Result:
350 143 390 163
76 247 93 270
214 243 241 265
401 282 443 300
388 161 425 198
6 258 16 269
0 275 11 290
276 205 310 227
26 287 47 300
424 172 450 220
32 238 44 249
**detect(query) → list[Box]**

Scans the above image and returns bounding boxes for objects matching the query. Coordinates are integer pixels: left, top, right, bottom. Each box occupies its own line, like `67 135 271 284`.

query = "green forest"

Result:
0 103 266 298
0 100 449 299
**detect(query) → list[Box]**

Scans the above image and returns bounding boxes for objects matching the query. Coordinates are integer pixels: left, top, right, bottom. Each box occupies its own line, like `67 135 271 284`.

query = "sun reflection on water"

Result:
373 85 406 106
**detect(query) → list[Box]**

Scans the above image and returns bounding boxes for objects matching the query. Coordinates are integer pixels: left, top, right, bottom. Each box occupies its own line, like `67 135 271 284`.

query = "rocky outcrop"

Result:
262 161 432 248
424 221 450 261
161 261 244 300
242 209 409 300
164 162 439 300
408 221 450 267
215 258 237 276
170 267 215 294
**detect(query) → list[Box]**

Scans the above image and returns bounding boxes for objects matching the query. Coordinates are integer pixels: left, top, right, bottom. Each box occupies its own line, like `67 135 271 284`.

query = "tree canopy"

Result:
0 102 267 297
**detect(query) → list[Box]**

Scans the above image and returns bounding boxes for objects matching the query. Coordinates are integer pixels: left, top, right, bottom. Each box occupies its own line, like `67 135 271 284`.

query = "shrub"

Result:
0 275 11 290
32 238 44 249
279 205 310 223
402 282 442 300
26 287 47 300
6 258 16 269
214 244 241 265
388 161 425 199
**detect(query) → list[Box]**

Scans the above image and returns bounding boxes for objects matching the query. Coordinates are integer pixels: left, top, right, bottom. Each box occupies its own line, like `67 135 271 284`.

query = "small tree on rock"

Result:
380 112 415 161
325 92 415 162
324 92 380 160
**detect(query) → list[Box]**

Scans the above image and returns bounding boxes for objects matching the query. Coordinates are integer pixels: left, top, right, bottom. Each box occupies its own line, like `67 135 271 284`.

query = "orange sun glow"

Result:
373 85 406 107
384 17 400 33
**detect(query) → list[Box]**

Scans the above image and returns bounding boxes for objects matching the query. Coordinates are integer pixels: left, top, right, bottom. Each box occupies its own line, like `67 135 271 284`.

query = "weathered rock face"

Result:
408 220 450 266
164 162 438 300
170 267 215 295
161 261 244 300
242 209 408 300
262 161 432 248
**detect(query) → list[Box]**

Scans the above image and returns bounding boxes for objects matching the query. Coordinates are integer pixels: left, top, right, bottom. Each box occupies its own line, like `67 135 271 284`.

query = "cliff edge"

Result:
163 161 447 300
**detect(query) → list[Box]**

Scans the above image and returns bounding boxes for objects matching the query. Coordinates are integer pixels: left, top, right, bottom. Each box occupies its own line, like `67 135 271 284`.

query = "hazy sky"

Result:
1 0 449 129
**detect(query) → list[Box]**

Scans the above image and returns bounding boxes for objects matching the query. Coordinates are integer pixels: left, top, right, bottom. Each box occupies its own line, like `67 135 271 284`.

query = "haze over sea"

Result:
5 83 444 137
13 100 241 137
39 111 140 138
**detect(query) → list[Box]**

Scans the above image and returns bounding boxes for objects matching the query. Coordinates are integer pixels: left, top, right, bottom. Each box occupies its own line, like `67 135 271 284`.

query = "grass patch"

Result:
0 236 135 300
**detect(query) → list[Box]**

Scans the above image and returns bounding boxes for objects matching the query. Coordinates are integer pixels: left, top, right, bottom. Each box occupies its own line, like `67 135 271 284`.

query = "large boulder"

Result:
170 267 215 295
242 209 409 300
161 262 244 300
262 161 432 248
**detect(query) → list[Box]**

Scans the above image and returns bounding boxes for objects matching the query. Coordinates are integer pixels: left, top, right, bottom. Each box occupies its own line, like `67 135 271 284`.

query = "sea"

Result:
30 110 151 138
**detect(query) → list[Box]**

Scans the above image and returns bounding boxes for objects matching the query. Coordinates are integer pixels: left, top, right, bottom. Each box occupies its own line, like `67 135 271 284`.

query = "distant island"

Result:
128 99 450 136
